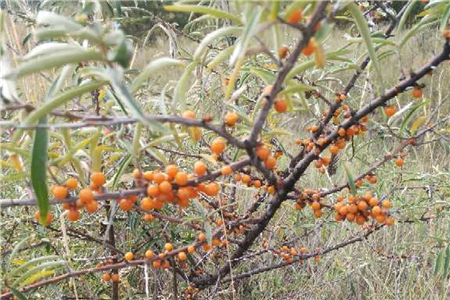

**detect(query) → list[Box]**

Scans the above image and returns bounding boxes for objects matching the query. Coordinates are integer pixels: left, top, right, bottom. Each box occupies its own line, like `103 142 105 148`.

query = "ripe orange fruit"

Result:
382 200 392 208
79 188 94 204
144 214 154 222
178 252 187 261
302 39 315 56
152 260 161 268
111 274 119 282
147 184 160 197
165 243 174 252
385 217 395 226
175 172 188 186
224 112 239 126
256 145 270 160
52 186 68 200
119 199 133 211
140 197 153 211
221 165 233 176
91 172 106 186
211 138 226 154
198 232 206 242
162 260 170 269
314 210 323 218
265 156 276 169
204 182 220 196
125 252 134 261
145 250 154 259
143 171 153 181
385 106 397 117
34 210 52 225
188 245 195 254
194 161 207 176
287 9 302 24
159 181 172 194
253 180 262 188
166 165 178 178
152 172 166 184
86 200 98 213
65 178 78 190
357 201 368 211
102 273 111 282
274 98 287 113
182 110 196 119
395 157 404 167
133 168 141 179
368 197 378 207
330 145 339 155
372 206 382 216
412 87 423 98
67 209 80 221
311 201 321 210
278 46 289 59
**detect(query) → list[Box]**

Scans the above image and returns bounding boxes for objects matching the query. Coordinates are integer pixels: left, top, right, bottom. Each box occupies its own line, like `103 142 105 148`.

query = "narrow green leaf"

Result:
13 260 67 287
31 117 49 225
164 5 242 24
398 1 419 32
8 236 32 269
343 162 357 195
194 27 241 62
400 17 438 48
173 62 196 110
10 255 59 278
22 81 106 126
204 221 212 246
192 199 207 219
443 246 450 279
6 50 104 79
435 251 444 276
347 2 381 82
250 67 276 85
131 58 184 92
8 287 29 300
440 4 450 31
112 155 132 190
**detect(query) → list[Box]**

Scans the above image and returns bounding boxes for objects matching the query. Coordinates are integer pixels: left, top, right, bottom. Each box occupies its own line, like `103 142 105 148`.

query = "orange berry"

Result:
357 201 368 211
221 166 233 176
111 274 119 282
274 98 287 113
368 197 378 207
382 200 392 208
265 156 276 169
412 87 423 98
91 172 106 186
302 39 315 56
311 201 321 210
242 174 251 184
253 180 262 188
143 171 153 181
164 243 173 252
385 217 395 226
211 138 226 155
34 210 52 225
314 210 323 218
385 106 397 117
67 209 80 221
182 110 196 119
188 245 195 254
147 184 160 197
145 250 154 259
124 252 134 261
395 157 404 167
178 252 187 261
86 200 98 213
194 161 207 176
52 186 68 200
140 197 153 211
256 145 270 160
102 273 111 282
152 172 166 184
278 46 289 59
119 199 133 211
143 214 154 222
159 181 172 194
330 145 339 155
204 182 220 196
152 260 161 268
198 233 206 242
65 178 78 190
224 112 239 126
165 165 178 178
79 188 94 204
287 9 302 24
372 206 382 216
175 172 188 186
162 260 170 269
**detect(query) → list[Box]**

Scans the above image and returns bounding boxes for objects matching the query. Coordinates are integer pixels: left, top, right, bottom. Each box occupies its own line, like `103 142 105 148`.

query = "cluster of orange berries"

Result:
256 144 278 169
184 285 200 300
333 193 395 226
295 189 326 218
274 245 309 264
